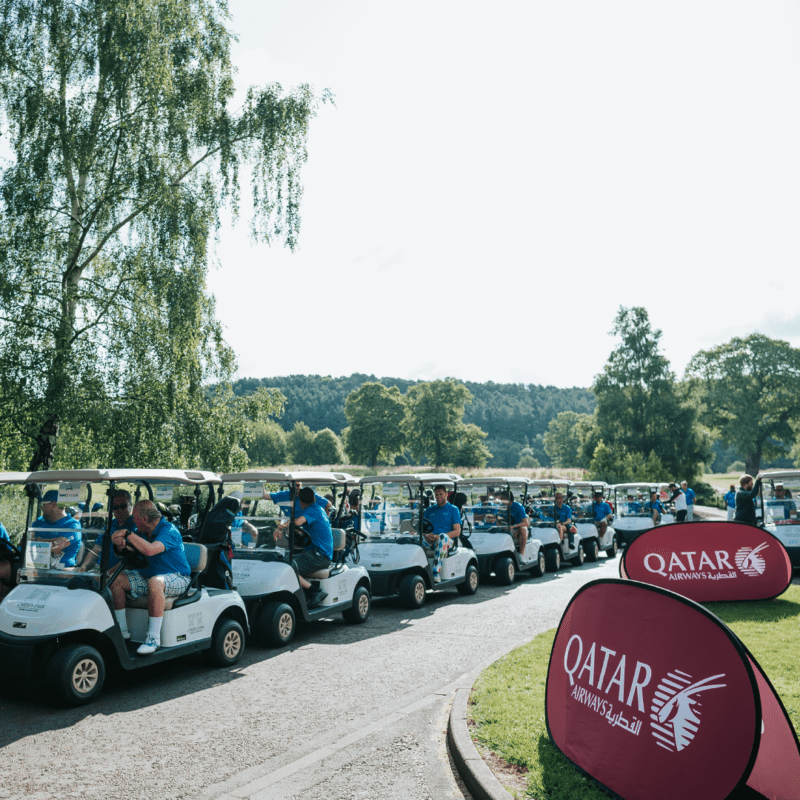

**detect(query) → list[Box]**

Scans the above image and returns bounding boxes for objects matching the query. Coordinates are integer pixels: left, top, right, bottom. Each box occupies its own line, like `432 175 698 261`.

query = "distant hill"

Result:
231 374 595 468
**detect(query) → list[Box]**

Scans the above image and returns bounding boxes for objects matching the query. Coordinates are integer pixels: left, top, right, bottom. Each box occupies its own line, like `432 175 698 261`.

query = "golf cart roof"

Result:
571 481 609 490
221 471 356 486
456 477 531 489
759 470 800 482
25 469 221 485
0 472 33 485
359 473 461 486
613 482 657 492
528 478 573 487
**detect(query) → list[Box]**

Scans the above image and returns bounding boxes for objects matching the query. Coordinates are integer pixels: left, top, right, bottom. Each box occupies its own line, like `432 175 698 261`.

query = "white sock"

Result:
115 609 129 633
148 616 163 640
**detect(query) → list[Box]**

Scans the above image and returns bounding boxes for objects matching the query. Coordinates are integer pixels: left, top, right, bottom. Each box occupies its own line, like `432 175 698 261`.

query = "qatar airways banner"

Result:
546 580 800 800
621 521 792 602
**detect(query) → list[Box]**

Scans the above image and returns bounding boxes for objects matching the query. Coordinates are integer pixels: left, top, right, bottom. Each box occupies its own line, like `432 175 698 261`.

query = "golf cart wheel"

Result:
47 644 105 706
260 602 296 647
342 586 371 624
457 564 479 595
399 574 426 609
584 539 599 562
606 537 619 558
532 549 546 578
571 544 585 567
545 547 561 572
207 618 244 666
496 556 515 586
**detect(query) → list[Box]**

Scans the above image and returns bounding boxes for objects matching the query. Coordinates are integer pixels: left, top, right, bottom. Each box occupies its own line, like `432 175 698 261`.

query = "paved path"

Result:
0 557 619 800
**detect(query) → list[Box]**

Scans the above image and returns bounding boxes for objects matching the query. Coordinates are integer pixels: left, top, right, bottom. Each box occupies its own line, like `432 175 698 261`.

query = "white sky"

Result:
208 0 800 389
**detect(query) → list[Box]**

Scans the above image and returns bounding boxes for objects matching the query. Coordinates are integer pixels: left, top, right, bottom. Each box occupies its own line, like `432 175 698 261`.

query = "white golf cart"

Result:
612 482 666 546
355 474 479 608
526 479 585 570
568 481 618 560
219 472 372 647
456 478 545 583
759 470 800 569
0 470 248 706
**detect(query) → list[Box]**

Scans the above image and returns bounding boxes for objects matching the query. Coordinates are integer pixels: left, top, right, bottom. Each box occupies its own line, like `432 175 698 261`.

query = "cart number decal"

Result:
188 612 204 634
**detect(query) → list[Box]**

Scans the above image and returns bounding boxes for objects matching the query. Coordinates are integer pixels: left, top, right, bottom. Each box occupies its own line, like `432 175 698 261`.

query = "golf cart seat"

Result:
126 542 207 610
304 528 346 580
399 519 415 533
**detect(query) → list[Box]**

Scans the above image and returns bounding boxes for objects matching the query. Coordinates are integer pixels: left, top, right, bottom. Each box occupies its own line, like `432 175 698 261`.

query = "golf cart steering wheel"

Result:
409 518 434 534
120 543 148 570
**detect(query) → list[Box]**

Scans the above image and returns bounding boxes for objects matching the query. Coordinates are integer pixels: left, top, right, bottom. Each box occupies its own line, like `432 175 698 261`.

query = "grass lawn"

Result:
469 585 800 799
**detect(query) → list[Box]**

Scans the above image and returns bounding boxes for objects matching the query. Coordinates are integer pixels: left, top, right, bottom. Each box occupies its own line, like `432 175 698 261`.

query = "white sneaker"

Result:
137 635 160 655
433 571 441 584
120 630 131 641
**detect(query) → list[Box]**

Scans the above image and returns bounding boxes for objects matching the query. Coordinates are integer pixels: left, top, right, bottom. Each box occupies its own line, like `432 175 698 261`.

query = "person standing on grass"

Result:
682 481 696 521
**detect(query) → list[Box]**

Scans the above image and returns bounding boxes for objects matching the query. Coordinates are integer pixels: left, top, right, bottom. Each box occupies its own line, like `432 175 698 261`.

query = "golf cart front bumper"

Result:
0 630 56 681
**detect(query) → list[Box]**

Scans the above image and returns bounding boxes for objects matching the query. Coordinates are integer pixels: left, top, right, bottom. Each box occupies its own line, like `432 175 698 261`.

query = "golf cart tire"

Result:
545 546 561 572
400 573 426 609
342 585 371 624
584 539 599 562
570 545 585 567
496 556 515 586
47 644 106 707
260 601 296 647
532 549 546 578
206 618 245 667
457 564 479 595
606 538 619 558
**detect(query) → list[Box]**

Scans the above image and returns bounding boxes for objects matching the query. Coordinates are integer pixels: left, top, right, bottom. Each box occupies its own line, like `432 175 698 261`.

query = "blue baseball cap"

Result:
42 489 59 503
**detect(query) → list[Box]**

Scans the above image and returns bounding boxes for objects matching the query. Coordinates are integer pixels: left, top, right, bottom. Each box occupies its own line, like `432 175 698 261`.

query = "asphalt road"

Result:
0 556 620 800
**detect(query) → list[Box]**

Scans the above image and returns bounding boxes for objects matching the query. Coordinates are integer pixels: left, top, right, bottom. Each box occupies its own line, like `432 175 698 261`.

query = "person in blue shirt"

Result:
767 483 797 522
274 487 333 607
625 493 643 515
423 485 461 583
647 491 664 525
497 490 530 557
80 489 135 572
724 484 737 521
682 482 696 521
267 487 332 517
109 500 192 655
31 490 82 567
0 521 16 601
592 491 614 537
553 492 577 549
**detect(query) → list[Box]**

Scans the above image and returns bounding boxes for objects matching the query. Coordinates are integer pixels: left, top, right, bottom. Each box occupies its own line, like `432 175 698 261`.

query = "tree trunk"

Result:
745 451 761 477
28 416 60 472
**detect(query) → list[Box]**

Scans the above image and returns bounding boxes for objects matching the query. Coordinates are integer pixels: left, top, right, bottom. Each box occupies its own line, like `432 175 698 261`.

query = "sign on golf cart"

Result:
621 521 793 602
546 580 800 800
242 481 263 499
57 482 81 503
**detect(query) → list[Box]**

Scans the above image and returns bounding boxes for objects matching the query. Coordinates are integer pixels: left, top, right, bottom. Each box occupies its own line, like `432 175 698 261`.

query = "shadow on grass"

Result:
704 595 800 624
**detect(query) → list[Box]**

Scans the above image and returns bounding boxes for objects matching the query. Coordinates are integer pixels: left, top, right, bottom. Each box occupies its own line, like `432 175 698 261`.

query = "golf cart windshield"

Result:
526 481 571 525
358 479 421 536
762 472 800 526
457 480 528 532
569 483 609 520
614 484 656 518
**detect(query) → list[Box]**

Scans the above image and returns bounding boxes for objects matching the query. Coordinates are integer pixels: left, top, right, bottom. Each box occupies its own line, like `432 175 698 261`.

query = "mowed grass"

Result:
469 585 800 799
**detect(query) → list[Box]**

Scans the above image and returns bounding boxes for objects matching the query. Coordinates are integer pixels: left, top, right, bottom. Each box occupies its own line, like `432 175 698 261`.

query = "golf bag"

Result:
197 495 239 590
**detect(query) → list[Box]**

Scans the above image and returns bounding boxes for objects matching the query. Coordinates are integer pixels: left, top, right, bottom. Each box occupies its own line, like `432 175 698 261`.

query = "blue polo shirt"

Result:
134 517 190 578
684 488 695 506
0 522 9 543
31 514 82 567
93 516 136 569
298 502 333 559
270 490 329 518
592 501 612 522
767 499 797 521
424 502 461 535
553 503 572 523
648 499 664 513
724 490 736 509
508 501 527 526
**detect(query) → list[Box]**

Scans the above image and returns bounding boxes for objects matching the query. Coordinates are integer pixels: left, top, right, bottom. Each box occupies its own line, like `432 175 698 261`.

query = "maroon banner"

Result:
621 521 792 602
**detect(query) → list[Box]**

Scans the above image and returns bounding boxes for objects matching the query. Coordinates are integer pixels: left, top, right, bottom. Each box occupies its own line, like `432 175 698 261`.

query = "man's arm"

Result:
125 532 166 557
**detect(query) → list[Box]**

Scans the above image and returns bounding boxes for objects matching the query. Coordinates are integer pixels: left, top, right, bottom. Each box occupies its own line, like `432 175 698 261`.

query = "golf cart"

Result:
568 481 619 560
355 474 479 608
526 479 585 570
0 470 248 706
759 470 800 568
612 482 665 546
219 472 372 647
457 478 545 583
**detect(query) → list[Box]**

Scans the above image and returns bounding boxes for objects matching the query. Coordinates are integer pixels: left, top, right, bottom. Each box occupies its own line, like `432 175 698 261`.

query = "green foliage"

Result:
543 411 594 468
592 307 710 482
344 382 406 467
247 419 288 466
517 447 540 469
0 0 326 469
688 334 800 475
402 379 474 467
445 423 492 468
728 460 746 473
285 421 316 465
311 428 342 465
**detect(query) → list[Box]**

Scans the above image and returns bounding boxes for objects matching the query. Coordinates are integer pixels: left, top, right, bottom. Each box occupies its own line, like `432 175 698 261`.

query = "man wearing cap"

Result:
109 500 191 655
681 481 696 521
80 489 135 572
767 483 796 521
591 491 614 537
669 482 687 522
31 490 83 567
553 492 577 550
497 490 530 558
273 487 333 607
724 484 737 521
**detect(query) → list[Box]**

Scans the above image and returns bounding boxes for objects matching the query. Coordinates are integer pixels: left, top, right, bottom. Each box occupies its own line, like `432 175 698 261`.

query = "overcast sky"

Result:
207 1 800 389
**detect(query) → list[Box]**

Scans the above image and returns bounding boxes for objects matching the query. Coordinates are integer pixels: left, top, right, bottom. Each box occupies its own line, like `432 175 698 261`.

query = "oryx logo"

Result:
735 543 768 577
649 670 727 752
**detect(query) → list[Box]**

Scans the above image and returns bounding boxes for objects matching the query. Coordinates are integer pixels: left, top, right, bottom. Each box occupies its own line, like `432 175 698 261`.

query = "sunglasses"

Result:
112 503 129 510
